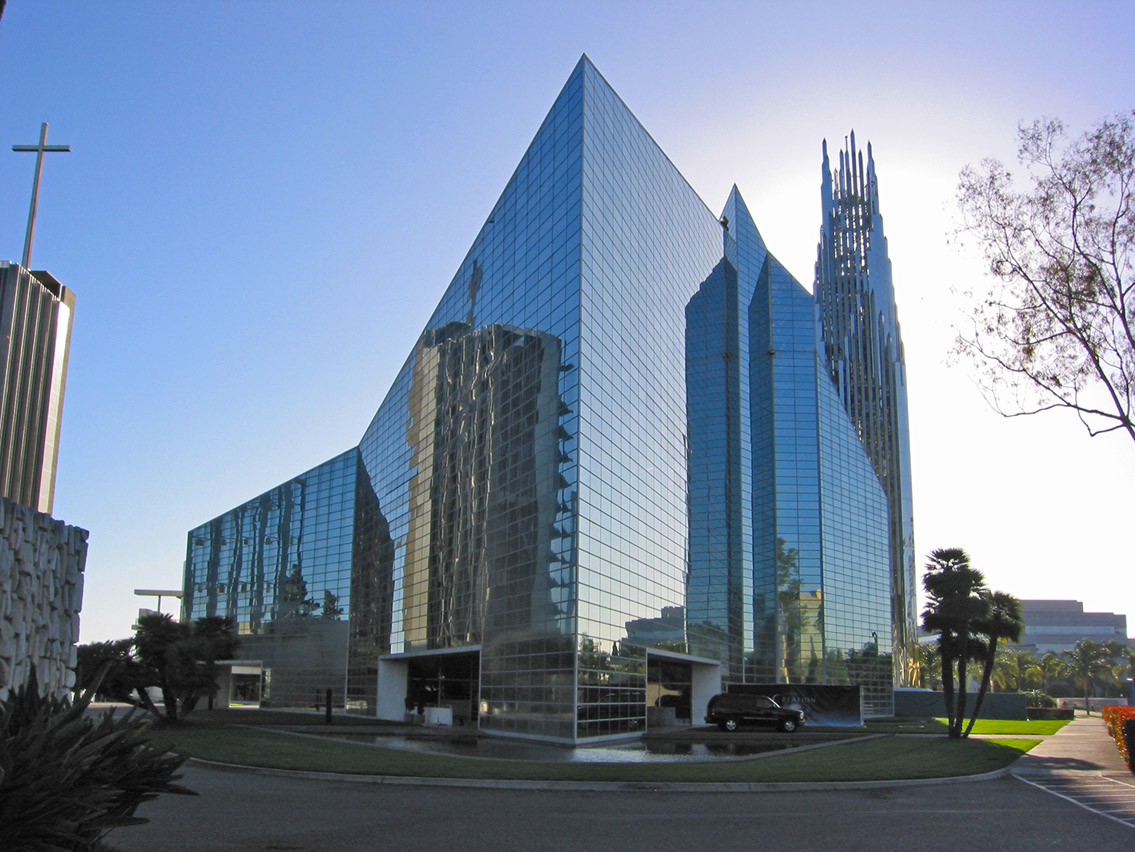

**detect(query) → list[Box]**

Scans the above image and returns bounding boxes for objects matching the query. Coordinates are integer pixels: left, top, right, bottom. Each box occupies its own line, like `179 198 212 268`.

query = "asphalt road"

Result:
110 764 1134 852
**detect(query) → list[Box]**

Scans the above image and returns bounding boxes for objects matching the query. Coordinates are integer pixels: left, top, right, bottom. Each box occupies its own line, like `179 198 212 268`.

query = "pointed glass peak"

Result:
721 185 766 250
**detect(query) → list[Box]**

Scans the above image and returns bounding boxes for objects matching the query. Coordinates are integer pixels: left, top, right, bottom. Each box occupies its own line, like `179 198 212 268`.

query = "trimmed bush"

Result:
1026 707 1074 721
0 667 195 851
1125 720 1135 775
1024 690 1056 709
1101 705 1135 771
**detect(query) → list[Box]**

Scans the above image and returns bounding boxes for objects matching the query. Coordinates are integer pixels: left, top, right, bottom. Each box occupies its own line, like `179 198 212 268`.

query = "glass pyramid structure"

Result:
184 57 907 740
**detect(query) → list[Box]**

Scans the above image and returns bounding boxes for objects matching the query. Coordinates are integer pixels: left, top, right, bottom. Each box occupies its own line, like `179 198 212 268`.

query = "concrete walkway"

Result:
1012 713 1130 778
1010 713 1135 830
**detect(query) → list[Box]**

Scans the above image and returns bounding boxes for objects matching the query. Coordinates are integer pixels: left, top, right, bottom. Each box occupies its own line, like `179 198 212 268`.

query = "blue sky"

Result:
1 1 1132 643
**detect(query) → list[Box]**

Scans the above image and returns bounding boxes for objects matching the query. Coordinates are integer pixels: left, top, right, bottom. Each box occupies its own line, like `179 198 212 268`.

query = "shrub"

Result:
1101 705 1135 769
0 667 195 851
1024 690 1056 708
1026 706 1074 721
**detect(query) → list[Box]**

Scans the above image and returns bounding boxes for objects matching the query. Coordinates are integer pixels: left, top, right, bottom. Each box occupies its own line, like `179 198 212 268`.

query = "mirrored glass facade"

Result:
184 57 908 740
816 135 917 687
686 190 893 715
184 449 393 710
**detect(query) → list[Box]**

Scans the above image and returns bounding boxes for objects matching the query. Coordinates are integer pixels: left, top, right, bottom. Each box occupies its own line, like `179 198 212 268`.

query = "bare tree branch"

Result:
955 111 1135 445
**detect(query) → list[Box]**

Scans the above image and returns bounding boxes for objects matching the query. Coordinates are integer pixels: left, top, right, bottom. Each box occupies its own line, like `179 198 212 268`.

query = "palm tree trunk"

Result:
132 684 160 717
941 648 956 734
964 644 997 737
954 654 969 738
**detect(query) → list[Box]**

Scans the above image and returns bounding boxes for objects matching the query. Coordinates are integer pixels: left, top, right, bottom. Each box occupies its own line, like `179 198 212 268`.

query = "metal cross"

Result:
12 122 71 269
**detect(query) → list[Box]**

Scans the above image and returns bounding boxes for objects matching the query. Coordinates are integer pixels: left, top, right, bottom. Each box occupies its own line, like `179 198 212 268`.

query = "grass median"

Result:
861 717 1069 736
146 714 1038 784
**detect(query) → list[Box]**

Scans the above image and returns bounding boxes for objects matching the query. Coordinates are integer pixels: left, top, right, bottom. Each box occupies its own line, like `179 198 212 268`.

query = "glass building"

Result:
816 136 917 686
184 57 908 740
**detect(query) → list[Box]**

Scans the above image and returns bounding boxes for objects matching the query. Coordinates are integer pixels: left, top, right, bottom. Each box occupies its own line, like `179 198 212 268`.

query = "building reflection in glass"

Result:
401 319 575 736
183 450 366 709
403 321 563 648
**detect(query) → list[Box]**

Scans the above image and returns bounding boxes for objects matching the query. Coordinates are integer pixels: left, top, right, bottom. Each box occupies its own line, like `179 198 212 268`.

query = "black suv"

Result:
705 693 805 732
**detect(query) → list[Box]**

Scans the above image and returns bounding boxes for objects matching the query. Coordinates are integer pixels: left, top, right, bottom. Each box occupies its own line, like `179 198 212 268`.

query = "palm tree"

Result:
183 615 238 712
1063 639 1113 715
915 641 942 690
921 548 987 738
965 590 1024 736
994 647 1037 692
134 613 240 721
1121 646 1135 680
1026 652 1069 695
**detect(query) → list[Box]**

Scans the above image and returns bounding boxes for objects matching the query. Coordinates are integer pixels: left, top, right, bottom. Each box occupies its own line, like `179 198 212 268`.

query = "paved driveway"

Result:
110 714 1134 852
110 767 1133 852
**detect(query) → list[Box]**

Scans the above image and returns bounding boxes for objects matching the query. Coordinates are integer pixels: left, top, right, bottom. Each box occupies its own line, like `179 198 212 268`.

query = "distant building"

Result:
0 261 75 514
1016 599 1130 655
183 57 911 741
0 124 85 700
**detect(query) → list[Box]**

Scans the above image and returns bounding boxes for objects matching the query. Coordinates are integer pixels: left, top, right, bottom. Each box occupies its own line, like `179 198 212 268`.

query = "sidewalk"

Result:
1012 714 1130 778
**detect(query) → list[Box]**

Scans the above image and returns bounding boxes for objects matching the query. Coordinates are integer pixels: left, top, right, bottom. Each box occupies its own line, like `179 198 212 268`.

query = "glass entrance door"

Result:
406 652 480 726
647 657 692 723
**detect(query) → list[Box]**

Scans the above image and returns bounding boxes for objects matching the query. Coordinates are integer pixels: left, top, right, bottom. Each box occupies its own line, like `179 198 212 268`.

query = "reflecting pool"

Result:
312 733 805 763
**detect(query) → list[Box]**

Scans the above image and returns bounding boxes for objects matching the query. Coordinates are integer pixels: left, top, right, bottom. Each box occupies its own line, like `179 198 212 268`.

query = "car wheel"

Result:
780 719 798 733
721 718 738 732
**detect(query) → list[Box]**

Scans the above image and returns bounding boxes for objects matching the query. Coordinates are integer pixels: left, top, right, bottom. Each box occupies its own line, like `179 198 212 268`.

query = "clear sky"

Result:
1 1 1131 644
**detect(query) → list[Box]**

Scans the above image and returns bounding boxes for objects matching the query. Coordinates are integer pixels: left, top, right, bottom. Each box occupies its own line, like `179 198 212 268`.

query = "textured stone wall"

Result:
0 496 88 700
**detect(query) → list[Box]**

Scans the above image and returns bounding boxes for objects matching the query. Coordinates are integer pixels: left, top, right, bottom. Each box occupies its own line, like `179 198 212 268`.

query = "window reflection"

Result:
403 321 565 649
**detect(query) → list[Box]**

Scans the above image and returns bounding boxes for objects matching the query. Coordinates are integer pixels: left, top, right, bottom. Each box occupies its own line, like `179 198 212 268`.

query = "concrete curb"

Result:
186 756 1014 793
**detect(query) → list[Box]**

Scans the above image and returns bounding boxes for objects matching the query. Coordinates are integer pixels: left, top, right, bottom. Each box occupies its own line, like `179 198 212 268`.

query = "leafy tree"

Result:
964 590 1024 736
181 615 240 711
993 646 1038 692
775 537 805 681
915 641 942 690
921 549 1022 738
956 112 1135 443
321 589 344 619
281 564 319 617
75 615 238 722
75 638 151 704
1026 651 1070 695
1063 638 1118 714
1116 644 1135 681
74 638 162 717
1024 689 1057 709
921 548 987 738
577 636 611 673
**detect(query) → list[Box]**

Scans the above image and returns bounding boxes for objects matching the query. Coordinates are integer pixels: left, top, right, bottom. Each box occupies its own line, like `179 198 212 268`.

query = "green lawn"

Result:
147 716 1038 784
934 718 1069 736
855 717 1069 736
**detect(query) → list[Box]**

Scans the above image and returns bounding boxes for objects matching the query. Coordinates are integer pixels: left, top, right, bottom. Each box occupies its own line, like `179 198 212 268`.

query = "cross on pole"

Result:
13 122 71 269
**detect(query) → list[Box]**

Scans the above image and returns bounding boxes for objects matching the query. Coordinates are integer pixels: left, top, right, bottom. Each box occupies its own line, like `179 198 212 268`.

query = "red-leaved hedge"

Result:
1101 705 1135 767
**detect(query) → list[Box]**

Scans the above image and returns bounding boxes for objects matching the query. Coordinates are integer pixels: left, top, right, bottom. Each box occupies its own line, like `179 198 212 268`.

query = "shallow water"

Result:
314 732 799 763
